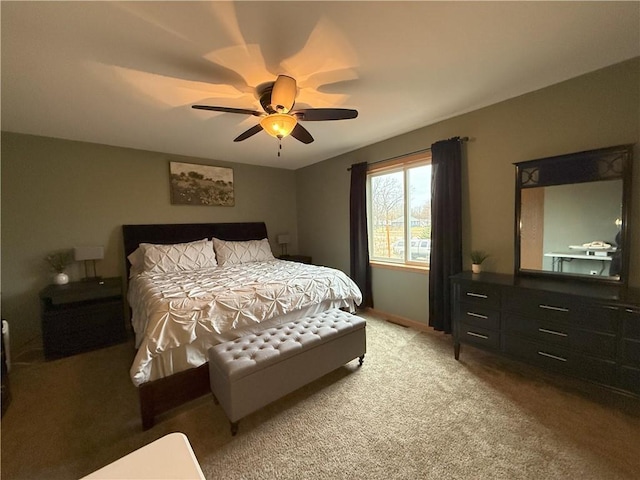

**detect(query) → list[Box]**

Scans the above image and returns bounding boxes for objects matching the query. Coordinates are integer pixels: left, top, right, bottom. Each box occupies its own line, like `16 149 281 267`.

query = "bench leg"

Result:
230 421 239 436
358 354 365 366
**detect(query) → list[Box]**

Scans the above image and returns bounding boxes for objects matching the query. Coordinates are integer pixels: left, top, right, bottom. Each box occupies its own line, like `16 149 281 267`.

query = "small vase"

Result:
53 272 69 285
471 264 482 274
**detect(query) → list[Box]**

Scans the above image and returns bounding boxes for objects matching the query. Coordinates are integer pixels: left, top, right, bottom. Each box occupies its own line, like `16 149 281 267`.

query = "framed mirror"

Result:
514 144 633 285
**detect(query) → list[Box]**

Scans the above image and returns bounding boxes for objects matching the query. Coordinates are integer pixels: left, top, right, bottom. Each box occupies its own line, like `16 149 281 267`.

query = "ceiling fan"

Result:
192 74 358 145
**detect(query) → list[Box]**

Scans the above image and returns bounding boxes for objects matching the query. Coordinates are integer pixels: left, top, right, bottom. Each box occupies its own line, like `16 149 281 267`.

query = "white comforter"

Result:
128 259 362 386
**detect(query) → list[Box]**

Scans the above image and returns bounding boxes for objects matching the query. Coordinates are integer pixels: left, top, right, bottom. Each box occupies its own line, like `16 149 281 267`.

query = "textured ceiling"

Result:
2 1 638 169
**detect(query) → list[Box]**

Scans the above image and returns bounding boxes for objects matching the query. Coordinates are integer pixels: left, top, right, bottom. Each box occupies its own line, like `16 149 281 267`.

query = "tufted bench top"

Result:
208 309 366 381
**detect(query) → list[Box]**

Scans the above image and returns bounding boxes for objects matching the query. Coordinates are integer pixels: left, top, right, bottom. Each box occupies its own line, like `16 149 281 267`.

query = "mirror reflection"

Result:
520 179 623 278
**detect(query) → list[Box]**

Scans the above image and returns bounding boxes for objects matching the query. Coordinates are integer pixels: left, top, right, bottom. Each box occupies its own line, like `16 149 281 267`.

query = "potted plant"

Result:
470 250 490 274
45 250 74 285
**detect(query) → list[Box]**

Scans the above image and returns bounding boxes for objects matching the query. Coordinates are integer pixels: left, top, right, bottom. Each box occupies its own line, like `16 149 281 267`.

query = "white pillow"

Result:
212 238 275 266
140 239 217 273
127 247 145 277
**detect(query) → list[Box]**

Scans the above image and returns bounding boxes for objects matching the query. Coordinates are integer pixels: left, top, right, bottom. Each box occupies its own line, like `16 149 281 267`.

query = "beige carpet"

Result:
1 312 639 479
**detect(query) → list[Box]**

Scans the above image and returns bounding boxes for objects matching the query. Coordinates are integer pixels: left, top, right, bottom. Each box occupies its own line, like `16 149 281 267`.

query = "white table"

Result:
82 432 205 480
544 251 612 274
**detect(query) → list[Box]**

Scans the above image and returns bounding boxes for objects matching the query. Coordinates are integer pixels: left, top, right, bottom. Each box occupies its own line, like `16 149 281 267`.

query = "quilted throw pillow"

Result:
140 239 217 273
212 237 275 266
127 247 145 277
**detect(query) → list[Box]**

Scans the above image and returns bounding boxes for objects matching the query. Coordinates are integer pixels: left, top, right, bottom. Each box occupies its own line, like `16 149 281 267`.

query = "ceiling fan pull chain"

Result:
278 138 282 157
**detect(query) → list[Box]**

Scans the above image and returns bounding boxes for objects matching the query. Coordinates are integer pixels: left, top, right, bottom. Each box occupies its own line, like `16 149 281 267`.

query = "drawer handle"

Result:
466 331 489 339
466 292 488 299
539 304 569 313
466 312 489 319
537 351 567 362
538 328 568 337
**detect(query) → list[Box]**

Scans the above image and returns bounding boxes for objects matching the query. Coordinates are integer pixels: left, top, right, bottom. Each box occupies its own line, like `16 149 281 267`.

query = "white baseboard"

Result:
363 307 430 333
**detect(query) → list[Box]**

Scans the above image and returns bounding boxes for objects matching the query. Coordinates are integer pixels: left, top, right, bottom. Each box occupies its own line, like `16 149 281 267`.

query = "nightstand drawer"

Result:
40 277 125 359
40 278 123 306
42 300 125 359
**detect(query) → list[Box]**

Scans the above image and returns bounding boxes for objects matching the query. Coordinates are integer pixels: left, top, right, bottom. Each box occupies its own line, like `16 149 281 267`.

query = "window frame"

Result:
366 151 432 270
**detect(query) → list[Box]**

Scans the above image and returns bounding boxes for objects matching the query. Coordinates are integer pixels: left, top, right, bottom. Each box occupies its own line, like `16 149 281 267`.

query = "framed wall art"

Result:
169 161 234 206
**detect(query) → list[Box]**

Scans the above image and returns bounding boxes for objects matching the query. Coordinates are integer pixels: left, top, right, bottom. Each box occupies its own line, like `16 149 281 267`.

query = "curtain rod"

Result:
347 136 468 171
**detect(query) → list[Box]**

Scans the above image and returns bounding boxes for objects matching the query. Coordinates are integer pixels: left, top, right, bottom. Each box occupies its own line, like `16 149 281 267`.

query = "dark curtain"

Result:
349 162 373 308
428 138 463 332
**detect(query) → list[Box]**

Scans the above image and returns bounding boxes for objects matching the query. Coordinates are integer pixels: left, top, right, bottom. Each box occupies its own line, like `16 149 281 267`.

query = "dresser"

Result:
451 272 640 395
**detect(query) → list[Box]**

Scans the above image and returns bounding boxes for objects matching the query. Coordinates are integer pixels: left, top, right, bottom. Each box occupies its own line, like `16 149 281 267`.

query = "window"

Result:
367 152 432 267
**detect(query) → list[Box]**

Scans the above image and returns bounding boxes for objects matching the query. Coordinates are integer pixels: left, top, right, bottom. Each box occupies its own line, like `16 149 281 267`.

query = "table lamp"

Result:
74 246 104 280
277 235 290 256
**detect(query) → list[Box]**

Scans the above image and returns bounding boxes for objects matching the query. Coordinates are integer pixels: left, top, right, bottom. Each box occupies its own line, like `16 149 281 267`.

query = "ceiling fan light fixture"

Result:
260 113 297 139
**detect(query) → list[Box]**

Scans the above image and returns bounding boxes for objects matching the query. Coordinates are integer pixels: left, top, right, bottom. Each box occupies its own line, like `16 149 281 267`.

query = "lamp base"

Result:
82 260 101 280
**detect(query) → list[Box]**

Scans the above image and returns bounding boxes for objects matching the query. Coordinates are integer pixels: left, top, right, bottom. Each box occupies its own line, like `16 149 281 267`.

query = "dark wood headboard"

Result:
122 222 268 278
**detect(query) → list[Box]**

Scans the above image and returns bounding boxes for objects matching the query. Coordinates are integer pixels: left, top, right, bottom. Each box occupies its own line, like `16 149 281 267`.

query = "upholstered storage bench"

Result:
208 309 366 435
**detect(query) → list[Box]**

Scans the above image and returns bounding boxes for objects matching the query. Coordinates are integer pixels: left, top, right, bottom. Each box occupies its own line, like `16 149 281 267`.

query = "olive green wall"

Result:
296 58 640 325
1 134 298 351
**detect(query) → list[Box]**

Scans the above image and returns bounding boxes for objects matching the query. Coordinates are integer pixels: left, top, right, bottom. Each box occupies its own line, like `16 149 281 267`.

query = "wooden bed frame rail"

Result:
139 364 210 429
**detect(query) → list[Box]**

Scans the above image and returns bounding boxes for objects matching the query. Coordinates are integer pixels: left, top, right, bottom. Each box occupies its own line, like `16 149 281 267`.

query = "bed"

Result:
122 222 362 429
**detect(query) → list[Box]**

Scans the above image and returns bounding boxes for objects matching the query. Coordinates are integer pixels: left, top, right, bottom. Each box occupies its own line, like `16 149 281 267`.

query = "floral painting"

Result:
169 161 234 206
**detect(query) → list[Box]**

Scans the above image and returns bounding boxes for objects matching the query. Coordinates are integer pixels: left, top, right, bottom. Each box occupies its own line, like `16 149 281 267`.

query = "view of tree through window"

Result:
368 160 432 265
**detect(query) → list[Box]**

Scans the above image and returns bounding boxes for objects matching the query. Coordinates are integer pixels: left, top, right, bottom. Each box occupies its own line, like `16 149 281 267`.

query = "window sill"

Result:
370 260 430 274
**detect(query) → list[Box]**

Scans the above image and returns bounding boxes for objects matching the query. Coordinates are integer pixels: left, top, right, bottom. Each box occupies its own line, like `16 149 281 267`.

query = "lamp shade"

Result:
260 114 297 139
277 234 291 245
74 246 104 261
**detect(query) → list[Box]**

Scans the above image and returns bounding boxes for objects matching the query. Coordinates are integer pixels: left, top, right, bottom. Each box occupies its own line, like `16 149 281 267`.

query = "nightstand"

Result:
39 277 126 359
278 255 312 264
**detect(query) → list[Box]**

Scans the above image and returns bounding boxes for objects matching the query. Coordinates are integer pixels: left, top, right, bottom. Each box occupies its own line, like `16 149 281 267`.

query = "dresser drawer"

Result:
456 282 501 308
458 323 500 350
503 314 616 359
504 289 618 332
504 334 616 385
622 307 640 340
620 339 640 366
504 289 572 323
456 303 500 330
572 303 619 333
619 366 640 394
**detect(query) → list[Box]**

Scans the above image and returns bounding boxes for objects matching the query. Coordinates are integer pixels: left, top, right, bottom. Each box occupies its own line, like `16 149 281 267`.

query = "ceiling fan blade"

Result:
293 108 358 121
192 105 263 117
233 124 264 142
290 124 314 144
270 75 297 113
